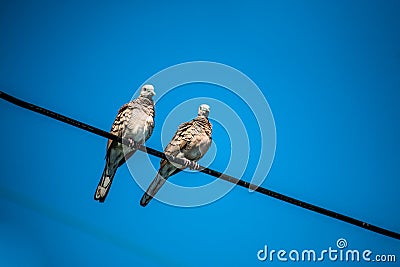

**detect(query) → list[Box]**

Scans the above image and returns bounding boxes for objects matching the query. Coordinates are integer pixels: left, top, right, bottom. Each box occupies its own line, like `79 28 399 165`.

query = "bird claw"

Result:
182 158 190 168
182 159 199 170
127 138 138 149
190 162 200 170
177 158 200 170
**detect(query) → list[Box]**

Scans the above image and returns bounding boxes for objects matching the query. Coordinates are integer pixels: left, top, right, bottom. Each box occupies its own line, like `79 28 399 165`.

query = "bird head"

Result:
140 84 156 99
198 104 210 117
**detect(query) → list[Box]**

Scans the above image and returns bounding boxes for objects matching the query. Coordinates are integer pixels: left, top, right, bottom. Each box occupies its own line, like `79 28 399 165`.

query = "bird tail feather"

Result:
94 165 116 202
140 173 167 207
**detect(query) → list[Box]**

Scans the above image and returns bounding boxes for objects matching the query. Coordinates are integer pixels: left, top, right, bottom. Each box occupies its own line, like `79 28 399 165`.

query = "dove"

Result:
140 104 212 207
94 84 156 202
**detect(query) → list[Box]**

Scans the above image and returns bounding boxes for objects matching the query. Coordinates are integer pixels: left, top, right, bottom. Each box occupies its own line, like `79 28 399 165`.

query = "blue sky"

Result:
0 0 399 266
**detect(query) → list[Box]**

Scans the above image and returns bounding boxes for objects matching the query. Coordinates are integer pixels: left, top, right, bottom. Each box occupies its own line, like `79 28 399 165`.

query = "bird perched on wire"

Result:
140 104 212 207
94 84 156 202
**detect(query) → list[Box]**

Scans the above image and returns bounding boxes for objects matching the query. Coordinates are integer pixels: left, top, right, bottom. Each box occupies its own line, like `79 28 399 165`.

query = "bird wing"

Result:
164 121 194 155
107 97 155 166
95 102 133 202
140 117 212 207
156 121 193 168
106 102 132 156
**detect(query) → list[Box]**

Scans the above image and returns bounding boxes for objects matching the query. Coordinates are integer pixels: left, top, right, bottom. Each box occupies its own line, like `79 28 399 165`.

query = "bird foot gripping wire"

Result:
183 158 200 170
165 155 200 170
126 138 139 150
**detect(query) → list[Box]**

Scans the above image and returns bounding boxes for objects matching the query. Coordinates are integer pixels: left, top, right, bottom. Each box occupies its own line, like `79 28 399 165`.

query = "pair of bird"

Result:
94 84 212 207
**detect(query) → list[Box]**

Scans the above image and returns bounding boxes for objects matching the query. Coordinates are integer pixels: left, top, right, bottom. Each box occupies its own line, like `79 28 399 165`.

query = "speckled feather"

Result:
162 116 212 165
140 115 212 206
107 97 155 157
95 87 155 203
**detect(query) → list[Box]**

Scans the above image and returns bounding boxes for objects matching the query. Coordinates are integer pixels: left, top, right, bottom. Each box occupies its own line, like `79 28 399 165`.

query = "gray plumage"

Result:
140 104 212 207
94 84 156 202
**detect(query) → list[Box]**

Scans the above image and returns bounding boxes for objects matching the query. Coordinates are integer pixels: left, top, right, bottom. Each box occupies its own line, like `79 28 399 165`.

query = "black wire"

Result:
1 90 399 241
